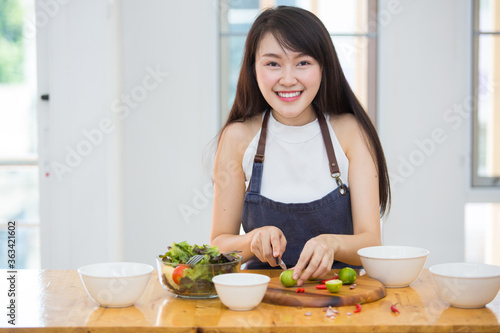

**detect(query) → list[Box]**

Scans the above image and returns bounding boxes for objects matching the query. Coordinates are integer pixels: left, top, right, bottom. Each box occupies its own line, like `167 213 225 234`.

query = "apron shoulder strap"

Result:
316 111 340 175
254 110 271 163
316 111 347 195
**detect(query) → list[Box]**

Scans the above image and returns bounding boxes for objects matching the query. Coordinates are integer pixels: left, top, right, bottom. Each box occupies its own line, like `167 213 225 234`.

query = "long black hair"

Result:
220 6 391 216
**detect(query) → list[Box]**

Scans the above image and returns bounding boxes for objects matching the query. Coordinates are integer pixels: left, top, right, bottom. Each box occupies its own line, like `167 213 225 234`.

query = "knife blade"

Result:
277 257 287 270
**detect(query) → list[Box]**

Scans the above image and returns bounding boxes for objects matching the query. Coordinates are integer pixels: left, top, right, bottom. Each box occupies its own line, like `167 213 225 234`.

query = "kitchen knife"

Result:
277 257 287 270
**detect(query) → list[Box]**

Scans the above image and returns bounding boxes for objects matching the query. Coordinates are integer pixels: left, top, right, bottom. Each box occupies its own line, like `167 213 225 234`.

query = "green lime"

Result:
280 270 298 288
338 267 357 285
325 279 343 293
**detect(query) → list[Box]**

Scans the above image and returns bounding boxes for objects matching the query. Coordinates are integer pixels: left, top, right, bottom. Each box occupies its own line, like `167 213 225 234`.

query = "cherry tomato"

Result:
172 265 189 285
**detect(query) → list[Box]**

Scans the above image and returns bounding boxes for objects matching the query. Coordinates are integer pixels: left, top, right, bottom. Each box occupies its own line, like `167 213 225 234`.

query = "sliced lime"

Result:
325 279 343 293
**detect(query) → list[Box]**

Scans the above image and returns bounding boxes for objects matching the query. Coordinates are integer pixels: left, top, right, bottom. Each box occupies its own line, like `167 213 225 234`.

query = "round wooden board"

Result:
262 271 386 307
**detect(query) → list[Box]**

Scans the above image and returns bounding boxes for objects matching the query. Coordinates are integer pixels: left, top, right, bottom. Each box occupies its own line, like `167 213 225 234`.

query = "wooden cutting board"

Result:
262 270 386 307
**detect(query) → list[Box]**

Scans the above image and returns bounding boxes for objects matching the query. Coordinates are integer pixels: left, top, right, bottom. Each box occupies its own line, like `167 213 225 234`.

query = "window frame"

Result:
472 0 500 187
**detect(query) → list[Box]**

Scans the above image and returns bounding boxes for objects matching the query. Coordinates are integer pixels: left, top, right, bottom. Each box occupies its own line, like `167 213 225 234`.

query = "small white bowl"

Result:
357 246 429 288
429 262 500 308
78 262 153 308
212 273 270 311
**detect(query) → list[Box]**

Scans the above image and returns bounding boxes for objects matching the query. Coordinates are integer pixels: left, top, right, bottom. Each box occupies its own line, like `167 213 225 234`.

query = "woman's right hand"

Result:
249 226 287 267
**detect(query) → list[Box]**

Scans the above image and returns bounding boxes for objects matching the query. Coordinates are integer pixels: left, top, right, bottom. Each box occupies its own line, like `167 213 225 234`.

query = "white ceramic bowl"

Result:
429 262 500 308
212 273 270 311
357 246 429 288
78 262 153 307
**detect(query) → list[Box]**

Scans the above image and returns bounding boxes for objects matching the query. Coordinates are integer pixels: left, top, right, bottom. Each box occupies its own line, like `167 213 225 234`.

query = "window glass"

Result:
317 0 369 34
0 167 39 223
477 34 500 178
276 0 298 7
221 35 247 113
0 0 37 159
220 0 259 34
332 36 369 110
465 203 500 265
479 0 497 31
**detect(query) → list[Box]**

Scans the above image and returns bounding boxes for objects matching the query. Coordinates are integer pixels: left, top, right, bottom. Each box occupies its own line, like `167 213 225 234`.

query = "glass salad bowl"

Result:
156 242 242 299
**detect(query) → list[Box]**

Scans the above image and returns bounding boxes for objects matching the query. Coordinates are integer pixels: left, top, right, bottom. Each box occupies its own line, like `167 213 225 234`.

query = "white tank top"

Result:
242 111 349 203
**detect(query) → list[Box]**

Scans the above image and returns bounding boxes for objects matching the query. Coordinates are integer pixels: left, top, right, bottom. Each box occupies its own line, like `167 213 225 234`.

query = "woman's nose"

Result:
279 67 298 86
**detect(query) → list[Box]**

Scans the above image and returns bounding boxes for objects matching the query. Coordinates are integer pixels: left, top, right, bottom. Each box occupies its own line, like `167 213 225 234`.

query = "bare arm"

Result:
210 120 286 265
293 114 382 283
329 113 382 263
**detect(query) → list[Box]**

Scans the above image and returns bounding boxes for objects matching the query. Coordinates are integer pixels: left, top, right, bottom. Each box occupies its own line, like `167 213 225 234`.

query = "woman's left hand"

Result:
292 235 336 285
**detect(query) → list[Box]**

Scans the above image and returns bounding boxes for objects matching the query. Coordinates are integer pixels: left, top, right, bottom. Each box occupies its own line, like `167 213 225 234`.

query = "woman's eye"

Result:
298 61 310 66
266 62 279 67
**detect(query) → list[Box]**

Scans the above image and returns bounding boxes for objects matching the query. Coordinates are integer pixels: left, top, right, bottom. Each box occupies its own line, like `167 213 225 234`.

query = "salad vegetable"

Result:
158 241 240 295
172 266 190 285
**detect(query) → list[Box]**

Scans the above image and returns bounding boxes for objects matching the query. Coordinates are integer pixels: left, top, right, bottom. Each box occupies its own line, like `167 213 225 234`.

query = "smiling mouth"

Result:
276 91 302 98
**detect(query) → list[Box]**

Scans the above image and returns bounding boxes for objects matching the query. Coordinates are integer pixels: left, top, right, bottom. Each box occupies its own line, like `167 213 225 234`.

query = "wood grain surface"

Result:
1 269 499 332
263 270 386 307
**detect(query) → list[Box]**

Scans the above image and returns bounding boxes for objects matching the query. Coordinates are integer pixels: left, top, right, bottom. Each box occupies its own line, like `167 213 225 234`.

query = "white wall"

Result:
119 0 219 263
38 0 473 269
38 0 218 269
378 0 470 266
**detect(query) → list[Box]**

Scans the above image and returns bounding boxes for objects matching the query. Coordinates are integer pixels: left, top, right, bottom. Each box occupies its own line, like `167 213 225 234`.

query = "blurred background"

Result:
0 0 499 269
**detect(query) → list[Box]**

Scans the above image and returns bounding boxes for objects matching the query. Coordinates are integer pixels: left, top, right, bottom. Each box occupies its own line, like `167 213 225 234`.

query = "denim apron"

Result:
242 109 359 270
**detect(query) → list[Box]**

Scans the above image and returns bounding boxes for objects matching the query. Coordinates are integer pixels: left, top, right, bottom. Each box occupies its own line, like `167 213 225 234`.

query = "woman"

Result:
210 6 390 286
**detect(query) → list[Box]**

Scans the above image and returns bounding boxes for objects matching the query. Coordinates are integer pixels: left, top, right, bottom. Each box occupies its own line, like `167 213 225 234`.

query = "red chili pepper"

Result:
295 287 305 293
354 303 362 313
315 284 327 289
391 303 400 314
301 288 305 293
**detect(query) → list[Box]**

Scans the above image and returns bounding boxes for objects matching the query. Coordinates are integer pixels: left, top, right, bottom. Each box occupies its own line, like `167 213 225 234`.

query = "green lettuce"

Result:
158 241 241 293
159 241 238 265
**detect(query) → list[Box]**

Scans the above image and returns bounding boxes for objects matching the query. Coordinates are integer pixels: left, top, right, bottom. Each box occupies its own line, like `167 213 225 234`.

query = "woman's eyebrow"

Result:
260 52 310 59
260 53 282 58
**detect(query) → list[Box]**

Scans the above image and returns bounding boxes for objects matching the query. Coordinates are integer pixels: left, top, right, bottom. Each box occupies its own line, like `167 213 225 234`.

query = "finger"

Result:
305 249 332 280
260 235 277 267
270 231 281 258
311 255 331 280
293 247 313 282
280 235 287 258
322 253 335 278
298 254 322 285
250 233 265 263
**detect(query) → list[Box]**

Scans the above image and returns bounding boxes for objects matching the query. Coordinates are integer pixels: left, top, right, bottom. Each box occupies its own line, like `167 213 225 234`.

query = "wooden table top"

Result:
1 268 499 332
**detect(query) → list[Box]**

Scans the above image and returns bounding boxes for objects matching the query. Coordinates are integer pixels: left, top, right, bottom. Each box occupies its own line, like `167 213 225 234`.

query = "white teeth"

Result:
277 91 301 98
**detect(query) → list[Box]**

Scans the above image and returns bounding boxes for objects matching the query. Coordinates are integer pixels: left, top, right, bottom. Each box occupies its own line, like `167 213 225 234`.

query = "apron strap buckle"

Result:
254 154 265 163
332 172 347 196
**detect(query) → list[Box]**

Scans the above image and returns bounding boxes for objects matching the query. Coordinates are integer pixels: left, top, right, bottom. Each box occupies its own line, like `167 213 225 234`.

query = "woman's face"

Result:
255 32 322 126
